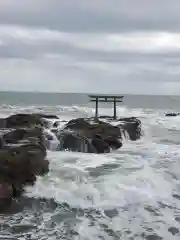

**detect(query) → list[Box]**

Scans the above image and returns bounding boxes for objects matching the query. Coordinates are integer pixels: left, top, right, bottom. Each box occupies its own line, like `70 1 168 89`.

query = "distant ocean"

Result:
0 91 180 110
0 91 180 240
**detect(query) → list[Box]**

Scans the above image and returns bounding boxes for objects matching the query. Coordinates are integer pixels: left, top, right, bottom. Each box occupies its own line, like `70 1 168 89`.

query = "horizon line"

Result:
0 90 179 97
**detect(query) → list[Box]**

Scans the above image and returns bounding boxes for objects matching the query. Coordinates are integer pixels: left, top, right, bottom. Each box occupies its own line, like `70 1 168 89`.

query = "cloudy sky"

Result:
0 0 180 94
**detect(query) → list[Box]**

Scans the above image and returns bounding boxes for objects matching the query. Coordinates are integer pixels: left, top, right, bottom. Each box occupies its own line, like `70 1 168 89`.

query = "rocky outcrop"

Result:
0 125 49 210
0 112 142 208
62 118 122 152
64 118 121 137
0 113 59 129
62 116 141 151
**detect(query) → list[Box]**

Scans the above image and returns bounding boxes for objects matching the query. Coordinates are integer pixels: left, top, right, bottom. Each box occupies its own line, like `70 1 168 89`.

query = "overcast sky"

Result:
0 0 180 94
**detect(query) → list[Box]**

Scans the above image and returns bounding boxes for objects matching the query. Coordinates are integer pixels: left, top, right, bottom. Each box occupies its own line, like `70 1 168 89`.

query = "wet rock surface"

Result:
0 114 50 209
40 115 142 153
61 116 141 152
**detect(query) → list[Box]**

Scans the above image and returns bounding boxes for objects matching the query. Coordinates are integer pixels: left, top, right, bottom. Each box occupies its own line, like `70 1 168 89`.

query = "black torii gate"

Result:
89 94 124 120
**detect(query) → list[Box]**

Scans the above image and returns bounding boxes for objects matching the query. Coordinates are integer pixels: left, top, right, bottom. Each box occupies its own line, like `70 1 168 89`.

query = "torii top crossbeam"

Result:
89 94 124 120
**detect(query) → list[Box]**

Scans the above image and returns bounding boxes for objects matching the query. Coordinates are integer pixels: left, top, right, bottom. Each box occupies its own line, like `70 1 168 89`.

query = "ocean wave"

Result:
0 104 180 239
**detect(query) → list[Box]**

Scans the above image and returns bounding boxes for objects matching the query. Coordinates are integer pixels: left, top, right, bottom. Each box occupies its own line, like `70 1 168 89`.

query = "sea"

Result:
0 91 180 240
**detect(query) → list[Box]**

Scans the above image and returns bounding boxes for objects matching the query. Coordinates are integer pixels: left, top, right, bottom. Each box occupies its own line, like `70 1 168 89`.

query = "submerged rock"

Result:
165 113 180 117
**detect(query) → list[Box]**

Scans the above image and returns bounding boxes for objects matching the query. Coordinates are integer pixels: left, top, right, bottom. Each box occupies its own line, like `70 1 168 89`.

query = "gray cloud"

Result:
0 0 180 32
0 1 180 94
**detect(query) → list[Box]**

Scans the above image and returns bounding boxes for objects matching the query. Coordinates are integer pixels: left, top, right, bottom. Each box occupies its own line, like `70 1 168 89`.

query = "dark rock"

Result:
0 113 59 129
117 117 141 140
0 183 14 211
1 141 48 182
63 118 124 152
33 114 59 119
0 164 17 181
92 121 121 139
0 136 4 149
175 217 180 222
146 234 163 240
168 227 179 235
0 118 6 128
172 193 180 200
64 118 121 139
118 117 141 123
165 113 180 117
98 115 115 120
53 122 58 128
5 113 42 128
64 117 141 142
2 127 45 145
103 136 122 149
63 117 137 152
104 208 119 218
57 130 97 153
0 123 49 209
91 136 110 153
64 118 91 131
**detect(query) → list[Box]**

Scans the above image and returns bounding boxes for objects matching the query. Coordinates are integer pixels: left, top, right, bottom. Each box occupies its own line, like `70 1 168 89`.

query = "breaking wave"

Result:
0 104 180 239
